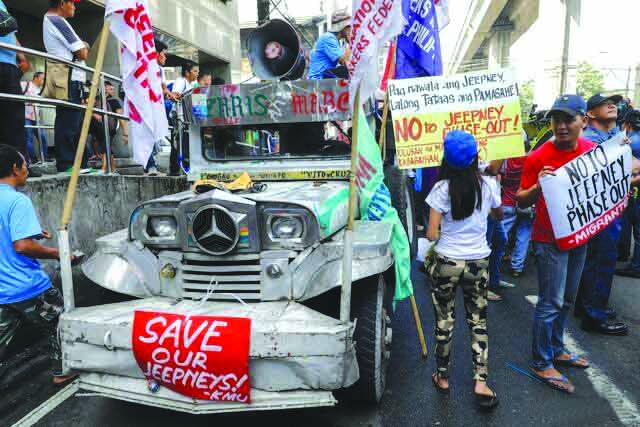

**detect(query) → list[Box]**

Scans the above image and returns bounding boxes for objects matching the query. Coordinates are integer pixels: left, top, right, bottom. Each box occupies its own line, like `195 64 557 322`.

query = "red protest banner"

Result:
132 310 251 403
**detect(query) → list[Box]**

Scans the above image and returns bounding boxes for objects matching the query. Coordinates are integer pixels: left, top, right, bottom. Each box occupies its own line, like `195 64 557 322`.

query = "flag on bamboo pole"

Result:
349 0 404 110
105 0 168 167
355 105 413 305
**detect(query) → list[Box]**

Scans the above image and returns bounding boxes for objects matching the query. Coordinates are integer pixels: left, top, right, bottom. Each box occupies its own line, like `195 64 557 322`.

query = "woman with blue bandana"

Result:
425 130 502 409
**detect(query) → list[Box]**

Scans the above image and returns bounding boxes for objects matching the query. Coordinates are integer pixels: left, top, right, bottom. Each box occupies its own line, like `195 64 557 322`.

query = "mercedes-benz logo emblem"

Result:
192 205 239 255
199 216 235 243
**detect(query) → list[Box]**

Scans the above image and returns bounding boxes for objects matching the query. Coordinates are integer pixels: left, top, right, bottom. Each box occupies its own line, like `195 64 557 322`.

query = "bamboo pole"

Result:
58 21 111 312
340 86 361 323
411 294 428 358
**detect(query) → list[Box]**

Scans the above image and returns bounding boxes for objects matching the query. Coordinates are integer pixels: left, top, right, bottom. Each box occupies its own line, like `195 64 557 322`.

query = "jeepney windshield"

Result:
201 122 351 161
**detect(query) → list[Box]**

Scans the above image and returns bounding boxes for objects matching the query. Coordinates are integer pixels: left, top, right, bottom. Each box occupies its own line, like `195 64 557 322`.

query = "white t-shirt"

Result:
171 77 193 114
43 13 85 81
426 176 501 260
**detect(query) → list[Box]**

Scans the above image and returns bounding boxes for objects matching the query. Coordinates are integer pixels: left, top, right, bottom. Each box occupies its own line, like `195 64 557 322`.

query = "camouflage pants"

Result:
0 287 63 362
429 254 490 381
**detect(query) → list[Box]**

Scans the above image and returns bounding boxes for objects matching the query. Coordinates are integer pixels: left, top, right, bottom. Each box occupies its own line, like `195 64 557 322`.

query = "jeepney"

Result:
62 78 417 413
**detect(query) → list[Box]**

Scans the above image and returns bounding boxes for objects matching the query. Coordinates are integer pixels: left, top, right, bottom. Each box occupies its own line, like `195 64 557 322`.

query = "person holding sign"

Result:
426 130 502 409
517 95 594 393
574 94 629 336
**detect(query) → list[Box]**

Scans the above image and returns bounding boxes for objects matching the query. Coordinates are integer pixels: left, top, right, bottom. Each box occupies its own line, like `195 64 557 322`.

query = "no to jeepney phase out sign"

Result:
132 311 251 403
540 134 632 250
388 68 525 169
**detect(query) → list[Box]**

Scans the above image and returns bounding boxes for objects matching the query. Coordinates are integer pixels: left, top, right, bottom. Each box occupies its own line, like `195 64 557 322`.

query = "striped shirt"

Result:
43 13 85 80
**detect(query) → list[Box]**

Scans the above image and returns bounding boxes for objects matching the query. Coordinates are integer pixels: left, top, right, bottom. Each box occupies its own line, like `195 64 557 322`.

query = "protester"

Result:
616 109 640 278
43 0 89 173
144 39 172 176
168 62 199 175
195 71 212 88
308 13 351 80
0 1 41 177
518 95 592 393
574 94 628 336
0 145 76 384
483 160 514 302
426 130 501 409
21 71 49 163
500 132 533 278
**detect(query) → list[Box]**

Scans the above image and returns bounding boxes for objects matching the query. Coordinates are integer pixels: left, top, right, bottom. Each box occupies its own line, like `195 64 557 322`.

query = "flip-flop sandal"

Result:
475 391 499 409
529 369 575 394
431 372 449 394
554 354 590 369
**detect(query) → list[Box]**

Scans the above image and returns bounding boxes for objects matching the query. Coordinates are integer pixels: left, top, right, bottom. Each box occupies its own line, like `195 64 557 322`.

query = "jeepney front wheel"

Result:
346 273 391 403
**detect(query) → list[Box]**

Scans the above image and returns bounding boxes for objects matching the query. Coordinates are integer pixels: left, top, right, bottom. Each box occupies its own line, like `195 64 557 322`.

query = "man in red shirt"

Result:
517 95 594 394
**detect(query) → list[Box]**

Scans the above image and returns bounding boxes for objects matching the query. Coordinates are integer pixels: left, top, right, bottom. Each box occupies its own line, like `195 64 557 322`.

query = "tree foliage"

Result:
519 80 535 115
576 62 605 99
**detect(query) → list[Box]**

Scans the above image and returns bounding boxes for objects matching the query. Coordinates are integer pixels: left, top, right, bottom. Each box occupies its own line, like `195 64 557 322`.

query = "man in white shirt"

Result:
169 62 199 175
21 72 49 163
43 0 88 173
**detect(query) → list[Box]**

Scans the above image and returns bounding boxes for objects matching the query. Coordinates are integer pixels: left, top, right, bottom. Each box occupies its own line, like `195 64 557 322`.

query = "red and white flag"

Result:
105 0 168 167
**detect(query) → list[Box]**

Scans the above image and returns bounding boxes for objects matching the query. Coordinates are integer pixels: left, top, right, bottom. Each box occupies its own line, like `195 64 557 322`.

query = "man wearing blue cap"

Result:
518 95 594 393
573 94 629 336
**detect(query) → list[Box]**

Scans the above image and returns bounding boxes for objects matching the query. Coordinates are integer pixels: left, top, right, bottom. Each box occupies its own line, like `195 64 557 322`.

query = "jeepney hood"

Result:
143 181 351 240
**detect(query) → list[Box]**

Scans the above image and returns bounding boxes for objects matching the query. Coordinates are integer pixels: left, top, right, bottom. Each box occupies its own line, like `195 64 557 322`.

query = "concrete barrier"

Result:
23 174 189 279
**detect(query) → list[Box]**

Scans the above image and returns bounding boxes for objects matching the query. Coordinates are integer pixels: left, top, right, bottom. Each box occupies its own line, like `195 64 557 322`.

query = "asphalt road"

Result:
2 259 639 427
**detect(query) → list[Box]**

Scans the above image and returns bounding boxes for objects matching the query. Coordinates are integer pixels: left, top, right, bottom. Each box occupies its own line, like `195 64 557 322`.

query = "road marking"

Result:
11 380 79 427
525 295 640 425
564 333 640 426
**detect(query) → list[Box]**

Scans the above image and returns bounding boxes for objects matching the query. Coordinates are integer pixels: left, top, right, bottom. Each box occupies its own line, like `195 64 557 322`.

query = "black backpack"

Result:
0 8 18 37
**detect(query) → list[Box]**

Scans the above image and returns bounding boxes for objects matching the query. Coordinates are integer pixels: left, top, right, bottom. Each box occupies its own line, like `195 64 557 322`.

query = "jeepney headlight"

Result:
270 216 305 240
148 216 178 238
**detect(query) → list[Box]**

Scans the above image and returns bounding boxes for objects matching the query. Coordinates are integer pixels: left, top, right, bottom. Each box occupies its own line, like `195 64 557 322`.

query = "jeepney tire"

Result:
383 164 418 259
345 273 390 404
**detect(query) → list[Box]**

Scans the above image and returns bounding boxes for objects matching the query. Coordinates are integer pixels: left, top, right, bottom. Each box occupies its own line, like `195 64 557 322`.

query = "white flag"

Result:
349 0 404 109
105 0 168 167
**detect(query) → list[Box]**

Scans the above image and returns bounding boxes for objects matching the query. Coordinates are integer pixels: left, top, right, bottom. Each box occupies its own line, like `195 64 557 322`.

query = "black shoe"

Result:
575 306 616 320
581 318 629 335
28 167 43 178
615 267 640 278
606 307 617 320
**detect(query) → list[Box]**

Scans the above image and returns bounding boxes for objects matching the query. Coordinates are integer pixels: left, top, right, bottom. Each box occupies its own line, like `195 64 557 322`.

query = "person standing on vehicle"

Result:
0 145 75 384
43 0 89 173
168 62 199 175
308 13 351 80
517 95 593 393
573 94 629 336
426 130 501 409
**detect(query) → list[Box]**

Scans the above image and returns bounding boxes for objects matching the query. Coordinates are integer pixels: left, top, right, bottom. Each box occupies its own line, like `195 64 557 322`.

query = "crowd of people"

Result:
424 93 640 406
0 0 225 178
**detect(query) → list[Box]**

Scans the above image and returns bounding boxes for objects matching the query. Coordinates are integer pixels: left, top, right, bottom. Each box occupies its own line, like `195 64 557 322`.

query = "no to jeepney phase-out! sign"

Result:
132 311 251 403
388 68 525 169
540 134 632 250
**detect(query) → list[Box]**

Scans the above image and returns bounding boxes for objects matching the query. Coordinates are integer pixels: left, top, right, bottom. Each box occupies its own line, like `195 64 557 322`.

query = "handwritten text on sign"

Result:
540 134 632 250
132 311 251 403
388 69 525 169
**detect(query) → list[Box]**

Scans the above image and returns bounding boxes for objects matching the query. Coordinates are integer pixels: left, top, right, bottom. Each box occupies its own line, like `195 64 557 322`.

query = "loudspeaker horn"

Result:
247 19 307 81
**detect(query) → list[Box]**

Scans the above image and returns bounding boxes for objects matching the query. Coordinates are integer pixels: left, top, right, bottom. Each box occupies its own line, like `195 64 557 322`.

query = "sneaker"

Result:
499 280 516 288
487 291 503 302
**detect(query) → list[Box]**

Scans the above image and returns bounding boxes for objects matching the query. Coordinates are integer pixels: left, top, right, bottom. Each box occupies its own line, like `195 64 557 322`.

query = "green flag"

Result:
355 107 413 306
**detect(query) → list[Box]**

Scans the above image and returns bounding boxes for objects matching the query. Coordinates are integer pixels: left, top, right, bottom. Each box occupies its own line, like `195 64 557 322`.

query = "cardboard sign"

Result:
540 134 632 250
132 311 251 403
388 68 525 169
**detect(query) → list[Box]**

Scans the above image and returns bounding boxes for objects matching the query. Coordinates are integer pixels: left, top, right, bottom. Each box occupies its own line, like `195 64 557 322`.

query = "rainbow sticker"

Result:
239 227 250 247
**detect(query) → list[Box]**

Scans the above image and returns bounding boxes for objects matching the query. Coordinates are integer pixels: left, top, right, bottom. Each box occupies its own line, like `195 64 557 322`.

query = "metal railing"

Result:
0 41 129 174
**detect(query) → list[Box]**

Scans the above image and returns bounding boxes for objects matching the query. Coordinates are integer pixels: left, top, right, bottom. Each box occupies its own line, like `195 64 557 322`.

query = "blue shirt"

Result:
308 32 344 80
0 0 17 66
582 124 620 145
0 184 51 304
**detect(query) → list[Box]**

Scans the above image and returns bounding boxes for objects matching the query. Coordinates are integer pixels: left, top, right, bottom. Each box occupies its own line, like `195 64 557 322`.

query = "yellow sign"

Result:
388 69 526 169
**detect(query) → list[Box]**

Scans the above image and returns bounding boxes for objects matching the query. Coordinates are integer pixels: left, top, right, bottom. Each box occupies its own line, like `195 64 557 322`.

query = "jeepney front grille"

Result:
178 253 262 301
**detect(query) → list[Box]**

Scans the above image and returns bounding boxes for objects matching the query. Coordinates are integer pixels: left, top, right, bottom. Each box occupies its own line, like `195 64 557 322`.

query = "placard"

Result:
388 68 525 168
132 311 251 403
540 134 632 250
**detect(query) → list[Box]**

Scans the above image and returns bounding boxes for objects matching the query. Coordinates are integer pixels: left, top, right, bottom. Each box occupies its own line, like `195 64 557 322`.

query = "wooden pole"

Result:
340 86 361 323
58 21 111 313
411 295 428 357
61 22 111 227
